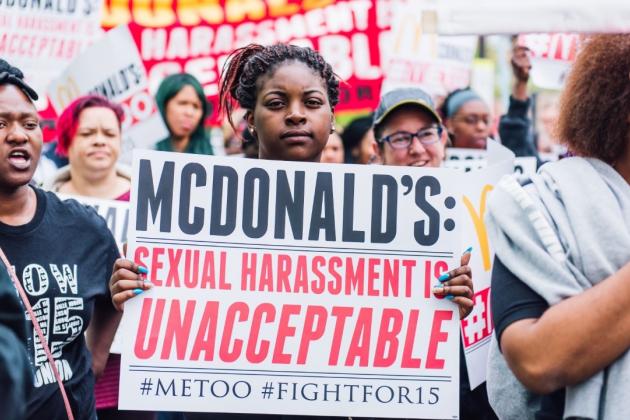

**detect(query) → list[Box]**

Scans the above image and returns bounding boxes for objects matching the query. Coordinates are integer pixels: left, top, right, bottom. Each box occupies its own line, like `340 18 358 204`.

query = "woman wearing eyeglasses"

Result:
371 88 448 168
371 87 496 420
440 88 491 150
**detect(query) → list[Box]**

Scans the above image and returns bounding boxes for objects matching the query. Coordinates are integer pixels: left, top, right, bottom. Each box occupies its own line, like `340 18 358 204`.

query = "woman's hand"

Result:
512 45 532 101
433 248 474 319
109 258 151 311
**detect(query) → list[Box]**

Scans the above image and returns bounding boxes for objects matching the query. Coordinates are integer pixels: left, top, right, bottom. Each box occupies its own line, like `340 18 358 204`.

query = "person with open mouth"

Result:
0 58 121 420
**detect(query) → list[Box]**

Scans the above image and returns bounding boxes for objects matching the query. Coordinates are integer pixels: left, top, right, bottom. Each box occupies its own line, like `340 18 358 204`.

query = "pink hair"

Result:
56 95 124 157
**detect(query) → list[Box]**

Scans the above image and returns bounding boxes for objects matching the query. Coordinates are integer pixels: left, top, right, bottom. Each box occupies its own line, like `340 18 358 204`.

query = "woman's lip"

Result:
282 135 312 144
88 151 111 158
281 130 311 138
7 156 31 170
179 121 196 130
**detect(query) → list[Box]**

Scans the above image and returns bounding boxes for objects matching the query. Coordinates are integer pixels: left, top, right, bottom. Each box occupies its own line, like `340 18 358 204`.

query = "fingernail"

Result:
138 266 149 274
133 288 144 295
432 284 444 294
464 246 473 254
438 273 450 282
446 295 454 300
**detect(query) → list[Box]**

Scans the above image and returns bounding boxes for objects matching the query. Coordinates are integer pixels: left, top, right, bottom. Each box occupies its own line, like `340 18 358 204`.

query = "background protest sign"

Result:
56 193 129 252
47 25 169 160
445 147 537 177
100 0 390 122
455 142 513 389
0 0 103 111
428 0 630 35
381 0 477 97
56 193 129 353
118 150 467 418
517 33 579 90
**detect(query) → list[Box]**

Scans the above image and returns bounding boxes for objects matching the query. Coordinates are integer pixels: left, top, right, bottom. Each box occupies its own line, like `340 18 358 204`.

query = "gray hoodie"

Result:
485 157 630 419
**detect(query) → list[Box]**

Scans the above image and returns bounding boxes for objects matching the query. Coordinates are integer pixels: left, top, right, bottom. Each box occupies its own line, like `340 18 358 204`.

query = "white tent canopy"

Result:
418 0 630 35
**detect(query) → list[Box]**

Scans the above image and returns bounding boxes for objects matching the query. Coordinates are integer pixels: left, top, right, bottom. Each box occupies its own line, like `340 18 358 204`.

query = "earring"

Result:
330 125 336 134
249 127 255 134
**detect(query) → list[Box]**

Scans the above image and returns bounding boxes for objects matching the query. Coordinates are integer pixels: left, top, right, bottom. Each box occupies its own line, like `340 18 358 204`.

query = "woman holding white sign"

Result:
111 43 476 419
371 87 494 420
0 59 121 420
487 34 630 420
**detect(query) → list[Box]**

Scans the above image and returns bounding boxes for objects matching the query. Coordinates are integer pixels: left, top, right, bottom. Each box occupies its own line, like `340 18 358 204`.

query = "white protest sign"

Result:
432 0 630 35
445 148 537 176
382 0 477 97
455 142 513 389
119 150 466 418
57 193 130 353
57 194 129 251
0 0 103 109
518 33 579 90
47 25 168 161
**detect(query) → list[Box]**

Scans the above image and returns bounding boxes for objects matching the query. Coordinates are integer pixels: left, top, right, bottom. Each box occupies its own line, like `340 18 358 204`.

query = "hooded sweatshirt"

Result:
485 157 630 419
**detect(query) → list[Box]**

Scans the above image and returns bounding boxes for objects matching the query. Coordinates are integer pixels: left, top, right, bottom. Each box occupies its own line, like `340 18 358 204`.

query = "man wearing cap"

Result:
372 87 447 168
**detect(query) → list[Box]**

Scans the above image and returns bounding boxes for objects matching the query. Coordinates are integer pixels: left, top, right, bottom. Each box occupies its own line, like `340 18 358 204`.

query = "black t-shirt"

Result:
0 259 32 420
0 187 119 420
491 256 564 420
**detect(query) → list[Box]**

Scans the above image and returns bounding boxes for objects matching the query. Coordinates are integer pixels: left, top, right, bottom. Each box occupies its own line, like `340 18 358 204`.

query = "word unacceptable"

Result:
134 299 453 368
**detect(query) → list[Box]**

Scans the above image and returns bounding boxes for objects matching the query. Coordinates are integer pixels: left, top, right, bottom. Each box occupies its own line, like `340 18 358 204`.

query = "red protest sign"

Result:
101 0 387 123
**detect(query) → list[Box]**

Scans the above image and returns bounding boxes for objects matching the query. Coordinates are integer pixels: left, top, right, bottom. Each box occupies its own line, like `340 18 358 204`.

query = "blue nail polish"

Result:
133 288 144 295
464 246 473 254
438 273 450 282
138 266 149 274
446 295 454 300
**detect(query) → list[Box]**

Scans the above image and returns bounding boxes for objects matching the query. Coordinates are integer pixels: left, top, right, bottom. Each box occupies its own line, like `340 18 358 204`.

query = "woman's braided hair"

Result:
0 59 38 101
219 44 339 131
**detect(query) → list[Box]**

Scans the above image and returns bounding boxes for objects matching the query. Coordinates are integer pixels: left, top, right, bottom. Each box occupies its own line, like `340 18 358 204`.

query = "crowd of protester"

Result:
1 32 629 420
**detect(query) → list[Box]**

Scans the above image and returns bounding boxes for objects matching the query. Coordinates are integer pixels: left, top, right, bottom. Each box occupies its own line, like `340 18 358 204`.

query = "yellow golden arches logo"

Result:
463 184 494 272
55 77 81 111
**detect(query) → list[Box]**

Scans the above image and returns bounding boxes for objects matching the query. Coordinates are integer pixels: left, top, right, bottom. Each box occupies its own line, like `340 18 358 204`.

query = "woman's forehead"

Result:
0 84 37 115
257 61 326 93
458 99 490 115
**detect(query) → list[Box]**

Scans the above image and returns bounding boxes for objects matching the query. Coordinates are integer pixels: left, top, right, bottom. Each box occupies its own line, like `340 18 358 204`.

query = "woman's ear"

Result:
444 118 454 134
440 125 449 145
370 139 383 164
246 111 256 136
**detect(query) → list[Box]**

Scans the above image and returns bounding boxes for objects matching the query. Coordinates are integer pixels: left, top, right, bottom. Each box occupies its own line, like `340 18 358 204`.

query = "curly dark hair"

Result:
557 34 630 163
219 44 339 131
0 59 38 101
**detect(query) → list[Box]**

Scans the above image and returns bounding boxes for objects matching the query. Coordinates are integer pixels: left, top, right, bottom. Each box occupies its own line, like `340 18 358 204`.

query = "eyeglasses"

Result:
379 126 443 149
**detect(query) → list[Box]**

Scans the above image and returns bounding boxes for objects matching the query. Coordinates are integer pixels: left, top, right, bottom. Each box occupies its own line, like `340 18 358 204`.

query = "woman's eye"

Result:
306 99 323 107
267 100 284 108
390 135 407 144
